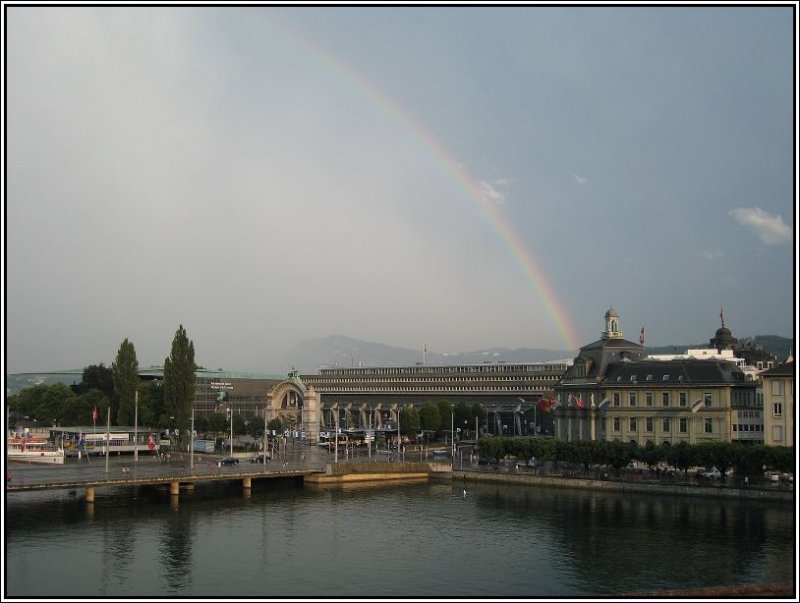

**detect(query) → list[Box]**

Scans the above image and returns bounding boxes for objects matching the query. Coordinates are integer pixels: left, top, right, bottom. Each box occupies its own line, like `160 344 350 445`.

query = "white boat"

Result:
7 433 65 464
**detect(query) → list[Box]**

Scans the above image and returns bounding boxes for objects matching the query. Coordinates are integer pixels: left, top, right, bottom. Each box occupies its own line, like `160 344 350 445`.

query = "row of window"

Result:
605 416 714 434
612 391 697 407
319 364 567 376
311 385 549 392
732 424 763 432
310 375 557 385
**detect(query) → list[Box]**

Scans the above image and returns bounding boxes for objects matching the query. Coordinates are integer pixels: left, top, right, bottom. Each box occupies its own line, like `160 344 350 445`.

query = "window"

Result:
773 403 783 417
629 417 637 431
732 424 737 432
646 375 653 381
662 392 670 407
679 418 687 433
704 418 713 434
771 380 783 396
630 375 637 382
613 417 621 432
613 392 620 407
629 392 637 407
645 417 653 432
646 392 653 407
704 393 712 408
663 374 670 381
679 392 687 407
772 425 784 443
662 418 670 432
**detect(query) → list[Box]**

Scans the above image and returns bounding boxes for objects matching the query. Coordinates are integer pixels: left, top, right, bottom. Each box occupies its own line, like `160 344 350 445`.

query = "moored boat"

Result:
7 433 65 464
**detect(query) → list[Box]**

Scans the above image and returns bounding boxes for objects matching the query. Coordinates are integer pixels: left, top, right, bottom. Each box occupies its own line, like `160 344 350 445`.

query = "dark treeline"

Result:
477 436 794 480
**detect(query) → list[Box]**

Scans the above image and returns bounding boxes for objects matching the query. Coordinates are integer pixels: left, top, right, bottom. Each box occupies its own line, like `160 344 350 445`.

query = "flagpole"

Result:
134 391 139 463
104 406 110 474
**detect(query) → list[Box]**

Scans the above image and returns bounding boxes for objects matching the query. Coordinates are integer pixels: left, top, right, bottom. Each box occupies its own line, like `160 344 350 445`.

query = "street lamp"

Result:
519 397 535 437
229 407 234 459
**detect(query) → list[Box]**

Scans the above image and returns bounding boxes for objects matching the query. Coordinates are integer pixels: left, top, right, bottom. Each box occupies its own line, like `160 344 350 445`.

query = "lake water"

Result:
4 477 795 597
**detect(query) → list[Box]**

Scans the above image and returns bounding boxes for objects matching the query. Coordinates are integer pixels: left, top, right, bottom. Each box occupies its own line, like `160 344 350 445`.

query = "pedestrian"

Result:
744 475 749 487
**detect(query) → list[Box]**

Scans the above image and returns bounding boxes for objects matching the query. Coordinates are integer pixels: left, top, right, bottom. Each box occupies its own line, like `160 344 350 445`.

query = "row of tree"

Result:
476 436 794 479
9 326 197 444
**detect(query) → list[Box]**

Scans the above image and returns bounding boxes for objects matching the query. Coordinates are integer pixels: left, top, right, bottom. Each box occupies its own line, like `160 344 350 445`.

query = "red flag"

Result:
639 327 645 345
575 396 586 410
148 433 156 451
92 407 98 423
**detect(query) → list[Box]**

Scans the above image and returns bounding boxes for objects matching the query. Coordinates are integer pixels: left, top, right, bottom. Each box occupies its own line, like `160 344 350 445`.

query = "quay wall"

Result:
453 469 794 503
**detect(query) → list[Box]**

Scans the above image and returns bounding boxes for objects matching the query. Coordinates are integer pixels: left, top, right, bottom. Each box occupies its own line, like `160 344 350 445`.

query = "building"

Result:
554 308 759 444
760 357 795 447
292 361 570 442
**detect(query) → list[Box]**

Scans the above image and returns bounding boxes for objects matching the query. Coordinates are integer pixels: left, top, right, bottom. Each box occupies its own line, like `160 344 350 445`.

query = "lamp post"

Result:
397 405 401 463
190 406 195 471
451 406 455 469
334 404 339 464
134 390 139 462
263 405 268 472
229 406 234 459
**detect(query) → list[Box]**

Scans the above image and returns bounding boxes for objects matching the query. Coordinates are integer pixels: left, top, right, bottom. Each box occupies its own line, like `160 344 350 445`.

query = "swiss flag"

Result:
148 433 156 451
574 396 587 410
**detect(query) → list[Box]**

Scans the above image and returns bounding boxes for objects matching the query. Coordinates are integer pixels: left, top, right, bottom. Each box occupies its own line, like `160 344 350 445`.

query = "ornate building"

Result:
554 308 759 444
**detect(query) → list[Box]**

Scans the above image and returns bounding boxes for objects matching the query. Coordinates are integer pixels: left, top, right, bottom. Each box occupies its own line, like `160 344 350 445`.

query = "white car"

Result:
700 467 721 479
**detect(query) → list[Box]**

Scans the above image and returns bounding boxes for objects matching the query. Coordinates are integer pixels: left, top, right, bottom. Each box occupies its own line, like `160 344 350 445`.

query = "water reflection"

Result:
5 480 794 597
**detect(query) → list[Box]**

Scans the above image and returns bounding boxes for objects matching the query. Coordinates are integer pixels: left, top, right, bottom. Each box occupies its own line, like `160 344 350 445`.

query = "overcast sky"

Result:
4 5 796 375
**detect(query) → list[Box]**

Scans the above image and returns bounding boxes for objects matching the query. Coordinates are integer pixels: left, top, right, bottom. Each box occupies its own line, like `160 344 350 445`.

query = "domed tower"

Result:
602 306 623 340
710 307 738 352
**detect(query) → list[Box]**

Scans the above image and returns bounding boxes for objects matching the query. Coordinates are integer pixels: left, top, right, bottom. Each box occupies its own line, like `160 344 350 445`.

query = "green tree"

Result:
437 400 453 433
75 364 115 400
400 406 421 438
163 325 196 446
36 383 77 426
419 404 440 432
113 338 139 426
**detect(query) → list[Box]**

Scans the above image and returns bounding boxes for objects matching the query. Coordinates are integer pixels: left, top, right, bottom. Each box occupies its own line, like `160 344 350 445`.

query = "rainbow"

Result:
261 14 582 351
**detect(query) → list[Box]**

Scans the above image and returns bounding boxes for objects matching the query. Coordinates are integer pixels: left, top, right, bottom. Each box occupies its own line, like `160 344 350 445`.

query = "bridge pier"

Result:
243 477 252 490
85 485 95 503
170 481 180 496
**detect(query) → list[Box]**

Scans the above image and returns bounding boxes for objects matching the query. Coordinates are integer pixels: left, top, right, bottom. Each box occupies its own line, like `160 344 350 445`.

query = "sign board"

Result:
210 381 234 390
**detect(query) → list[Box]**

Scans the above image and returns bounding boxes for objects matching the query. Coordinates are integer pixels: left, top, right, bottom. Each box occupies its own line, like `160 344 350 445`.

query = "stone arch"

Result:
266 379 321 443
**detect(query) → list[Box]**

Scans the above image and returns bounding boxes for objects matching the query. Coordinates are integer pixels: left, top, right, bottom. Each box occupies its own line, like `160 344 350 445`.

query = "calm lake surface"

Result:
4 477 794 597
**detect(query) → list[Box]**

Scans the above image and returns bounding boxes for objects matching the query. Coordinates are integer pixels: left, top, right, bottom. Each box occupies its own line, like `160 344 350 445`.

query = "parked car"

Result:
249 453 271 463
218 457 239 466
699 466 721 480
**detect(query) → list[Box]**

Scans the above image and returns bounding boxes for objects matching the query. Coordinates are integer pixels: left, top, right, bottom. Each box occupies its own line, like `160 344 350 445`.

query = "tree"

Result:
437 400 453 433
113 338 139 426
419 404 440 432
400 407 421 438
163 325 196 446
76 364 115 399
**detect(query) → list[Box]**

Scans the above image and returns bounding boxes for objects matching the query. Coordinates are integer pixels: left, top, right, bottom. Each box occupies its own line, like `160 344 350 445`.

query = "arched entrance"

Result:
266 379 320 442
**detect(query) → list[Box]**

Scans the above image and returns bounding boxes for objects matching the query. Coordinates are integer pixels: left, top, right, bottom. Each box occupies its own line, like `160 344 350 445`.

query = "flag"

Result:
92 407 98 423
691 398 704 413
575 396 586 410
148 433 156 451
537 397 555 412
720 306 724 326
639 326 645 345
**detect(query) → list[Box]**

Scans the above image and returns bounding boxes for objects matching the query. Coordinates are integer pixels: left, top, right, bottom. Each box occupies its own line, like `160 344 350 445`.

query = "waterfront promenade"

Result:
7 444 792 506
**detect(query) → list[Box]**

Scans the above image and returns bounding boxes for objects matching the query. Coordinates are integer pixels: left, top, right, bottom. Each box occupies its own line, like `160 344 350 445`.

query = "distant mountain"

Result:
282 335 575 374
283 333 794 375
